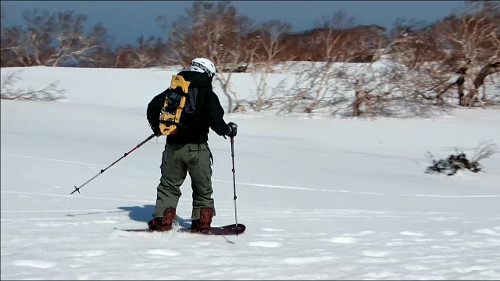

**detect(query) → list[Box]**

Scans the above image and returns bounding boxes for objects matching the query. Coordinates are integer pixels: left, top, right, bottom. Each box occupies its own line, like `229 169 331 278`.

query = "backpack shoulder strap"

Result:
186 87 198 113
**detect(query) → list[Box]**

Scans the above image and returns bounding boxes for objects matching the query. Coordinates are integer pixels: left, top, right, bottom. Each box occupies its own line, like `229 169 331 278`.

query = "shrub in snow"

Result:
426 141 498 176
1 70 65 101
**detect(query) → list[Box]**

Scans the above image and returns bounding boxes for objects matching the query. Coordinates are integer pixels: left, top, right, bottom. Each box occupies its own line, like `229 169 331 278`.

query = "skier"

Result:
146 58 238 233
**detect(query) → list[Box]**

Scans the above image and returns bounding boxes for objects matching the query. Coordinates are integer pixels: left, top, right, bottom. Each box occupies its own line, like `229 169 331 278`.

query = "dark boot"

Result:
191 208 213 233
148 208 176 231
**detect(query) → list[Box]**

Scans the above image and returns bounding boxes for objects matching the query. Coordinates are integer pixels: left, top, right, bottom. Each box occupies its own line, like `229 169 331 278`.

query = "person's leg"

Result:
152 143 187 218
186 143 215 222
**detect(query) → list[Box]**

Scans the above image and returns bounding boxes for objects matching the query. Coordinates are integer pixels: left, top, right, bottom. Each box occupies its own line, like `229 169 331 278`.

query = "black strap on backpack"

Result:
185 87 198 114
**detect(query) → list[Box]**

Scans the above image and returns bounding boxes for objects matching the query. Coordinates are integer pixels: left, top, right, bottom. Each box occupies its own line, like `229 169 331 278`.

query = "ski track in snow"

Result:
147 249 182 257
12 154 101 167
13 260 58 269
1 190 153 203
2 183 499 201
6 154 500 198
248 241 283 248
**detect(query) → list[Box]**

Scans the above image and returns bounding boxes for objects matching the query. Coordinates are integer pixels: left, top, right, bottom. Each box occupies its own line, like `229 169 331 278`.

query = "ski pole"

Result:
230 136 239 235
71 133 155 195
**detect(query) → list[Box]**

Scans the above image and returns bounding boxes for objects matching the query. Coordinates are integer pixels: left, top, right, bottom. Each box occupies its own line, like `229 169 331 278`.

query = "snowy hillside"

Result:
1 66 500 280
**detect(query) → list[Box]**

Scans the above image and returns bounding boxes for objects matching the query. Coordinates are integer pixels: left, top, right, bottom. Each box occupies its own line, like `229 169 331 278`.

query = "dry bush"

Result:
1 70 65 101
426 140 499 175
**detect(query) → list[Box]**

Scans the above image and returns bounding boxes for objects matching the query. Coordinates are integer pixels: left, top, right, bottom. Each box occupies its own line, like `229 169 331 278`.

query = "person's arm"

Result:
206 92 231 136
147 90 167 136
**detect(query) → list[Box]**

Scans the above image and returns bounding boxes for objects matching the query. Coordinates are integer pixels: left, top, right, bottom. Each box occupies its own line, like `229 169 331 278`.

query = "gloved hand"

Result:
227 122 238 137
150 123 162 137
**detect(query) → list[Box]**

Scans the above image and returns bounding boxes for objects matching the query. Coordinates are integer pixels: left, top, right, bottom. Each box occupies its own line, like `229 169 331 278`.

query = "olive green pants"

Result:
153 143 215 220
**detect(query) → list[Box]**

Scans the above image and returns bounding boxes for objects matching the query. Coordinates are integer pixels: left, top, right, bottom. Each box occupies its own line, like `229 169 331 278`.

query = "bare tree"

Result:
113 36 167 68
22 9 56 66
1 10 55 66
155 15 176 66
283 12 357 114
1 26 34 66
433 1 500 107
48 11 110 66
383 21 457 106
248 20 292 111
386 2 500 108
349 63 401 117
1 9 110 67
313 11 356 61
167 1 252 112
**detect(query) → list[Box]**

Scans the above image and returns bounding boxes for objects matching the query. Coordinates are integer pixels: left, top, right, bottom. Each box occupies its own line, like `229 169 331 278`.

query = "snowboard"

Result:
116 223 245 236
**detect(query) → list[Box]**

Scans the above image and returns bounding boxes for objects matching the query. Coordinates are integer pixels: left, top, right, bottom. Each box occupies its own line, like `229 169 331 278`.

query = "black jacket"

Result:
147 71 230 144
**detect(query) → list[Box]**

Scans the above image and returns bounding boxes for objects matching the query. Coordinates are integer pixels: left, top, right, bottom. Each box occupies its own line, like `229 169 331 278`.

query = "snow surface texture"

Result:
1 66 500 280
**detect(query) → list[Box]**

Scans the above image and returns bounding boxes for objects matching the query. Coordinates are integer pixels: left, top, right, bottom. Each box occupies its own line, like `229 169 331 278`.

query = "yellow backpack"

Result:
159 75 191 135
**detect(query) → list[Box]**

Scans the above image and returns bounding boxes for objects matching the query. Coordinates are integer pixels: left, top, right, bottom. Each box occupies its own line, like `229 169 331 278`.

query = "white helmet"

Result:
189 58 216 78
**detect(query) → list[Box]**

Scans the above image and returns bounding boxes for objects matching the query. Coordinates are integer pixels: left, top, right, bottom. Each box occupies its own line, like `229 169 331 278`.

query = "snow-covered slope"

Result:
1 66 500 280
